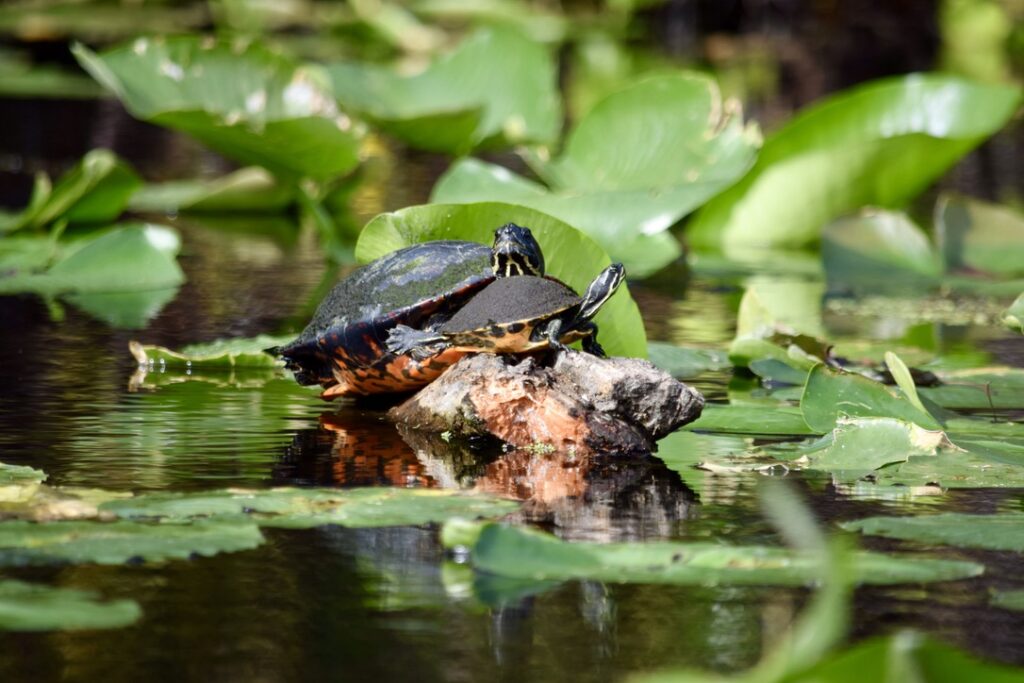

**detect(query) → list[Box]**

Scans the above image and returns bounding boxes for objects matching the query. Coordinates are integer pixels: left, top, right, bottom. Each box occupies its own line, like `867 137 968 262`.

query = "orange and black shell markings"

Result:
276 241 494 398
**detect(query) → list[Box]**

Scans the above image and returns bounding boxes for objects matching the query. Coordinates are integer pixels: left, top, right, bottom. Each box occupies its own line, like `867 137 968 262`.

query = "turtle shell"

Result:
277 241 493 397
434 275 582 353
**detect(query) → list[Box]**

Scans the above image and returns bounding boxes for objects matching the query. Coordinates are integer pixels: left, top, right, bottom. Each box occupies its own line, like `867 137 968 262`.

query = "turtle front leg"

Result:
386 324 449 361
579 322 607 358
540 318 571 354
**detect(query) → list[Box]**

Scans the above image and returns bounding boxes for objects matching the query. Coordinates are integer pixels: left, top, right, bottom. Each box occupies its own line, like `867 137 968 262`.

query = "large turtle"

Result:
272 224 544 398
386 263 625 359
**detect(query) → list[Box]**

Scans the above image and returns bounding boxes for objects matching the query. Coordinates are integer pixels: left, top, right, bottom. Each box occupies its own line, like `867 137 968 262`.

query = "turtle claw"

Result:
387 325 444 361
583 337 607 358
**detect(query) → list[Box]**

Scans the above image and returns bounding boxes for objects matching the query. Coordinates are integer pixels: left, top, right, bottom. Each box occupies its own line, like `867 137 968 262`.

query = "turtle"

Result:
386 263 626 359
271 223 545 398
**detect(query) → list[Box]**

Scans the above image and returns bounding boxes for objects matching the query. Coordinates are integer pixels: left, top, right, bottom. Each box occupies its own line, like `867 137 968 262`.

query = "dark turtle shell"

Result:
276 240 493 397
441 275 580 334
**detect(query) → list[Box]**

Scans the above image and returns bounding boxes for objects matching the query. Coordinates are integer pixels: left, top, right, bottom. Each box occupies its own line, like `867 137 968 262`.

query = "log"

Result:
388 351 704 456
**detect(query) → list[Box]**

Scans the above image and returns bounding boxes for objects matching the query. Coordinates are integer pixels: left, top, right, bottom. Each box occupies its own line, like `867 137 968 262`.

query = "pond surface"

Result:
3 102 1024 681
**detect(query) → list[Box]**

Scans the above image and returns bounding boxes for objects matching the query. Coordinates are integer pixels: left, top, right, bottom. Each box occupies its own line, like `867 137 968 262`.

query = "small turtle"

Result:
271 224 544 398
386 263 625 359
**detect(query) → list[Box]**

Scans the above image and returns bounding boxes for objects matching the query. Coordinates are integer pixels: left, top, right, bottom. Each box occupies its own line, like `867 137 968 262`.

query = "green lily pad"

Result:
328 26 559 153
801 364 941 433
647 342 730 378
129 335 295 371
842 512 1024 551
443 521 982 586
0 223 184 296
128 167 294 214
0 580 141 632
992 590 1024 611
728 281 828 369
0 149 140 234
920 367 1024 410
0 462 47 503
355 201 647 358
689 74 1023 249
936 194 1024 277
1005 293 1024 333
800 418 950 484
822 210 941 294
73 37 363 181
102 487 519 529
0 519 265 565
433 73 761 276
686 405 816 436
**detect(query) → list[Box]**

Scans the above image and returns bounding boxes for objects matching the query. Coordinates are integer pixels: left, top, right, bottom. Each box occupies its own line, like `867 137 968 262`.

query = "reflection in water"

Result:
279 410 698 541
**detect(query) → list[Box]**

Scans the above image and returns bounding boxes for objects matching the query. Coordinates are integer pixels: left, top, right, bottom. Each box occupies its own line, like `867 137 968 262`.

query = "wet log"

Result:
388 352 704 456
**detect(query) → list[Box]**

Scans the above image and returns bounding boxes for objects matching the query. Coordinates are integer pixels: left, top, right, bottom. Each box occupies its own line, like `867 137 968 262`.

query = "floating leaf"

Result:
0 224 184 296
328 26 559 153
129 335 295 371
689 74 1023 249
822 210 941 294
0 462 47 503
0 580 141 631
801 364 941 433
936 194 1024 277
73 37 363 181
433 73 761 276
443 522 982 586
800 418 949 484
128 167 294 213
842 512 1024 551
355 202 647 358
102 487 519 529
992 590 1024 611
647 342 730 378
0 149 140 234
686 405 816 436
1004 294 1024 334
0 519 265 565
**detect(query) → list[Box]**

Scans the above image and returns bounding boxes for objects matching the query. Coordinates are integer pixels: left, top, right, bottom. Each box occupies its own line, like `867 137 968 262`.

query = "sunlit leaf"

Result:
936 194 1024 277
0 149 140 234
356 201 648 358
0 223 185 296
0 462 47 503
73 37 363 181
433 73 761 276
801 365 941 433
412 0 568 44
328 26 559 153
102 487 518 529
686 405 816 436
842 512 1024 551
822 210 941 294
0 519 265 565
128 167 294 213
689 74 1023 249
1003 294 1024 334
129 335 295 371
444 522 982 586
0 580 141 631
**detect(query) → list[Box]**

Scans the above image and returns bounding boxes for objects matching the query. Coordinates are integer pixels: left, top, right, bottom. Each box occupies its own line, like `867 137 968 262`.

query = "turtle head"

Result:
491 223 544 277
577 263 626 321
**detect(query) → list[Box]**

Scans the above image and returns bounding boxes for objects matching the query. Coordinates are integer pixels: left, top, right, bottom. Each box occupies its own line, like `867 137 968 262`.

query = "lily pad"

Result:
355 202 647 358
842 512 1024 551
0 580 141 632
936 194 1024 277
689 74 1023 249
801 364 941 433
129 335 295 371
433 73 761 276
0 224 184 296
442 521 982 586
647 342 730 378
822 210 941 294
1004 294 1024 333
686 405 816 437
328 26 558 153
0 149 140 234
102 487 519 529
0 462 47 503
128 167 294 213
992 590 1024 611
0 519 265 565
73 37 363 181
